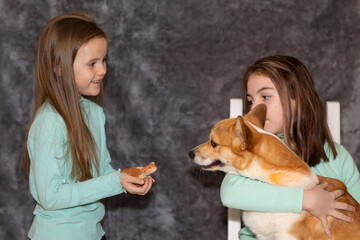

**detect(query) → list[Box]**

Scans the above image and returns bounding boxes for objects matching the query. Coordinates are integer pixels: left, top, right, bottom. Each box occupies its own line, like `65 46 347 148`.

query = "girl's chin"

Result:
80 90 101 97
264 126 282 135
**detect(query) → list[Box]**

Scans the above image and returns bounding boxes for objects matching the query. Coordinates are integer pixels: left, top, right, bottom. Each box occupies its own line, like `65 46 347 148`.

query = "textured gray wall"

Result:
1 0 360 239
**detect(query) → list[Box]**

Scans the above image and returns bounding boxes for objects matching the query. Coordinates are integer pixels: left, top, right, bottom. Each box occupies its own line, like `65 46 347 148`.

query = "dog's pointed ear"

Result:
244 104 267 129
232 116 249 154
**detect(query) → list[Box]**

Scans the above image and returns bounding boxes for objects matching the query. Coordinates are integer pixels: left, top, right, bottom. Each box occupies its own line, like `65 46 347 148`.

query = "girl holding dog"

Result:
23 12 153 240
221 55 360 239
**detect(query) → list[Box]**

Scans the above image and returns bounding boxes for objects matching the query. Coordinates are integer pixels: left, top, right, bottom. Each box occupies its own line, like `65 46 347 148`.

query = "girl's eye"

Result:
88 62 96 67
103 58 107 63
247 100 254 105
211 140 217 148
262 96 270 100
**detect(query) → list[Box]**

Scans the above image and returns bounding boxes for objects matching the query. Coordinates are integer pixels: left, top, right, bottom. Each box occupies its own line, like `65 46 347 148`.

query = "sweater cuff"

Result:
286 187 304 213
118 169 127 194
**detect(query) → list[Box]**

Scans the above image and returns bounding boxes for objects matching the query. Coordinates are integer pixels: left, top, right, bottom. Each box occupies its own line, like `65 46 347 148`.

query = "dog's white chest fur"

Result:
243 211 300 240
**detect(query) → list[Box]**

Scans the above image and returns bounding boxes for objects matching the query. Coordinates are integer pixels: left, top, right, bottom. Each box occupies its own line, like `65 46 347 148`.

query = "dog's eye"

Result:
211 140 217 148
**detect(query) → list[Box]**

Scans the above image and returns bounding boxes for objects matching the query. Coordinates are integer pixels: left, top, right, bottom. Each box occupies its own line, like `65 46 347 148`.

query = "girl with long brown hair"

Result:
24 12 153 240
221 55 360 239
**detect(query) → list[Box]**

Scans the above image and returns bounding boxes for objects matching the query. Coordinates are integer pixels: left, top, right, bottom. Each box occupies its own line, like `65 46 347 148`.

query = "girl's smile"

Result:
90 79 103 86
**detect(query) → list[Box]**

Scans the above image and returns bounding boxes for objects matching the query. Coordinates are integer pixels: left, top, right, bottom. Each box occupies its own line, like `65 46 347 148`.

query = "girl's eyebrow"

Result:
247 87 275 97
256 87 275 94
87 55 108 62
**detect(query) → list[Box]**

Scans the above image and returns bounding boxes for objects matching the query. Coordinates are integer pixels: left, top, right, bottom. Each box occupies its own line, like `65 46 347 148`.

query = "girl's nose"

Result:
98 63 106 76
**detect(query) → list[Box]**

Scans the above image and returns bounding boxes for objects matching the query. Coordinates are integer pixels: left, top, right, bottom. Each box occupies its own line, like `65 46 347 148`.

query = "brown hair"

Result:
24 12 106 181
242 55 337 166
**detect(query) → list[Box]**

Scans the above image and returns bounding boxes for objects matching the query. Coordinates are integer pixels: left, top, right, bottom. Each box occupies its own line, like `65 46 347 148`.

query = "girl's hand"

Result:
120 172 153 195
303 182 355 238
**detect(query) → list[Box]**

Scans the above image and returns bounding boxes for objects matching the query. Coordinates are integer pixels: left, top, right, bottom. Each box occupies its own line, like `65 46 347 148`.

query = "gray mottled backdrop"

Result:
1 0 360 239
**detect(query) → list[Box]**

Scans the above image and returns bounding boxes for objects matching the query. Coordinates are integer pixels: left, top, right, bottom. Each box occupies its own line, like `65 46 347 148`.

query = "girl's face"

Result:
73 37 107 96
246 74 285 135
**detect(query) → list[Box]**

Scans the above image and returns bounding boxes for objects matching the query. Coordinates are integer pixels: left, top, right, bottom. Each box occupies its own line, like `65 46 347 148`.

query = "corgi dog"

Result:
189 104 360 240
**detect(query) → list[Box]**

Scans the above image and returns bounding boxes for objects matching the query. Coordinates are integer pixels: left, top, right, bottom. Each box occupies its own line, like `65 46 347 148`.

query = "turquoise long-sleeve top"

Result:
27 97 126 240
220 136 360 240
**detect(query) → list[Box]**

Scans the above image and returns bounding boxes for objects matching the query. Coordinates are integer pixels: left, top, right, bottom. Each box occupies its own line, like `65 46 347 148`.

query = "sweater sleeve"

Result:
239 227 256 240
98 107 119 175
336 145 360 202
27 111 125 211
220 173 304 213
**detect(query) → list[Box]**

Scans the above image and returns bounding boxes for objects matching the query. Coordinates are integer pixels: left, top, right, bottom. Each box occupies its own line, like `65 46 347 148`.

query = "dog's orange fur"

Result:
190 104 360 239
290 176 360 239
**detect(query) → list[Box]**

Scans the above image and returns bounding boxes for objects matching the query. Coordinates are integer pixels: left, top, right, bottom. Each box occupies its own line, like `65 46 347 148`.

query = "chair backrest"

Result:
227 99 341 240
228 99 244 240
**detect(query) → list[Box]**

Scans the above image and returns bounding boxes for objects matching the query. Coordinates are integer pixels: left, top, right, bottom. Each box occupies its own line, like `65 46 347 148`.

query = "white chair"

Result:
227 99 341 240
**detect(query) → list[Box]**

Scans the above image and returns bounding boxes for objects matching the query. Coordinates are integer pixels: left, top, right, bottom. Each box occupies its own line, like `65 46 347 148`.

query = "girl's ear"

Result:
244 104 267 129
231 116 249 154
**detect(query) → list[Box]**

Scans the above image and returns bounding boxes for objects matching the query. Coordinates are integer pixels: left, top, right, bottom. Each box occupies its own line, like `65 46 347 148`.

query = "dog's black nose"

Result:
188 150 195 159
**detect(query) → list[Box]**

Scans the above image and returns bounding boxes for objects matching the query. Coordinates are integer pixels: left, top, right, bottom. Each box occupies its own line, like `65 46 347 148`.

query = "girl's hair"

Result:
242 55 337 166
24 12 106 181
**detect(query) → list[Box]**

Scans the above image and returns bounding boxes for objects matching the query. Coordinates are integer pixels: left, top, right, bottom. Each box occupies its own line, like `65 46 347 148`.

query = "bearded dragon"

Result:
121 162 157 182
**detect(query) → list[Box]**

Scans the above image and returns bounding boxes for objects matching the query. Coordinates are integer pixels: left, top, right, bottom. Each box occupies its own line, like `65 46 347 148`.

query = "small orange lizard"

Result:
121 162 157 182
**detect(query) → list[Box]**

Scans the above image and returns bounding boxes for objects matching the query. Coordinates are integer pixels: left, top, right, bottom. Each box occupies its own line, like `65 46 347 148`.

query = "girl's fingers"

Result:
145 178 153 192
334 201 355 212
320 182 329 189
121 172 145 185
331 189 344 199
329 210 354 223
129 182 148 195
125 184 141 194
320 218 332 238
130 176 145 185
139 178 152 195
134 179 151 195
140 180 149 194
142 179 153 195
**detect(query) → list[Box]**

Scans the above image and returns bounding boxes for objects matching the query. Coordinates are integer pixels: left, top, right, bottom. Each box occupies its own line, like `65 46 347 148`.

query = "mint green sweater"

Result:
220 138 360 240
27 98 126 240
